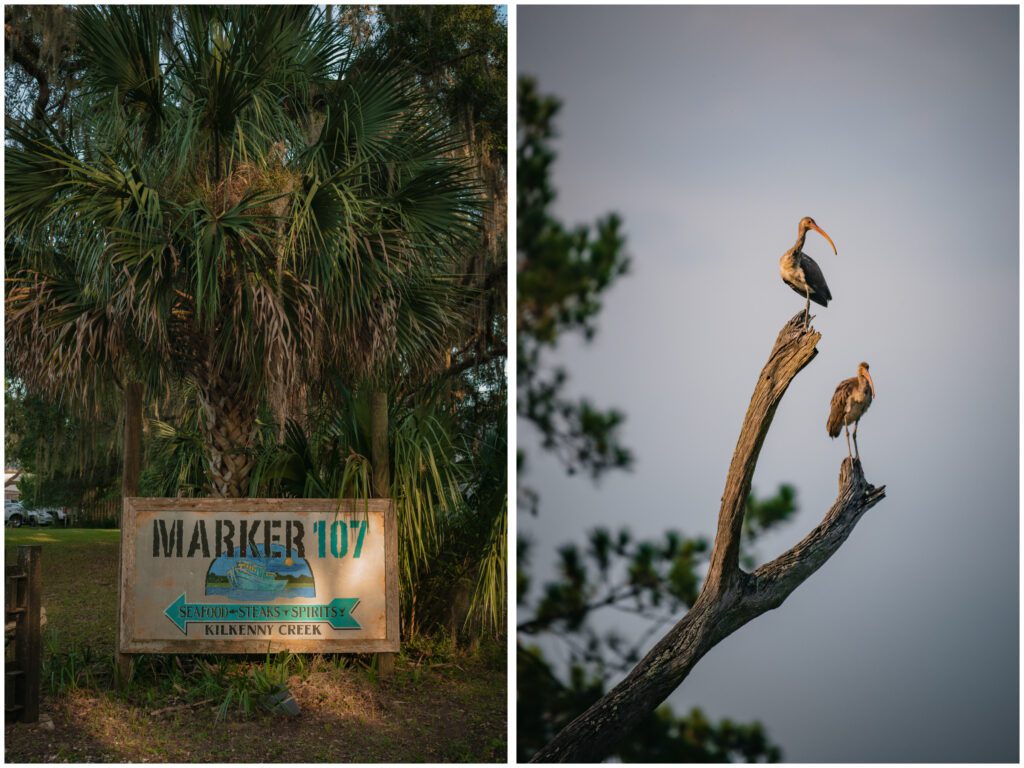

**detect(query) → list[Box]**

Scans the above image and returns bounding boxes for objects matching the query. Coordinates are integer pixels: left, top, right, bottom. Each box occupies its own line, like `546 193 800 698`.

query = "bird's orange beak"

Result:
810 223 838 255
864 370 876 398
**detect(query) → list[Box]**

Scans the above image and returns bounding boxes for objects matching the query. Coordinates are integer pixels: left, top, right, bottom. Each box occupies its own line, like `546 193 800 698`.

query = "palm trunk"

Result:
198 367 258 499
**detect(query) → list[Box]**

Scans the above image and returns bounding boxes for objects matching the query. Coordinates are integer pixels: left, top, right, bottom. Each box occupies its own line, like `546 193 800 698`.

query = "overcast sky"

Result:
518 6 1018 762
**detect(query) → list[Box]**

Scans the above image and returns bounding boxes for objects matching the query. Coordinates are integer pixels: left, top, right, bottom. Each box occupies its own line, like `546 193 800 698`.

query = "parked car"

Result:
5 502 55 527
29 507 59 527
5 501 25 527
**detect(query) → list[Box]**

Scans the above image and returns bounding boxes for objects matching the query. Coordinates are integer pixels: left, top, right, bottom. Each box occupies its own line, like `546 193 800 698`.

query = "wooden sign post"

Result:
6 545 42 723
118 498 398 654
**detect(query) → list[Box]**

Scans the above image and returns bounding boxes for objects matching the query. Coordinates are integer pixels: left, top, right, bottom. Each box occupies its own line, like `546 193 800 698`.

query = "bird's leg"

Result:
844 422 852 461
852 420 860 460
803 288 811 330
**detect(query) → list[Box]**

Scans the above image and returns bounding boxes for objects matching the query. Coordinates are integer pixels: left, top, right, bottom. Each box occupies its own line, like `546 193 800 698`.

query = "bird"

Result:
827 362 875 461
779 216 838 328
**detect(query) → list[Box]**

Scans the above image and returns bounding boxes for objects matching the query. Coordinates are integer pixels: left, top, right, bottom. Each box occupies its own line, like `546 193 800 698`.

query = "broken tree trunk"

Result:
530 311 887 763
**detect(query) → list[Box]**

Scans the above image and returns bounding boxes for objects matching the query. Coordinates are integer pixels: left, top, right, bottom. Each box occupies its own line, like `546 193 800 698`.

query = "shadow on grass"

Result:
6 652 507 762
4 529 506 762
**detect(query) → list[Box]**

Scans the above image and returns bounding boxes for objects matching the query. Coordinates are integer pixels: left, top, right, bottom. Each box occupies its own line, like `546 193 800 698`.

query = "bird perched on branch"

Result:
779 216 838 328
827 362 875 460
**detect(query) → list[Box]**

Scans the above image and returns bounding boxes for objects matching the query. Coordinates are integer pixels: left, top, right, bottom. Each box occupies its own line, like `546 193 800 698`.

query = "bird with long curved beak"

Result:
826 361 875 461
779 216 838 329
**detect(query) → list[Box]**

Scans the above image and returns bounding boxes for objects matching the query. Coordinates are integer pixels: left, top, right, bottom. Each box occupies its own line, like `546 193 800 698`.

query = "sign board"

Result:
118 498 398 653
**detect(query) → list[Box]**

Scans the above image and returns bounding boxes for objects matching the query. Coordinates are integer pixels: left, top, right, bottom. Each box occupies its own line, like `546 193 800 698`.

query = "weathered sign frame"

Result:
119 498 399 654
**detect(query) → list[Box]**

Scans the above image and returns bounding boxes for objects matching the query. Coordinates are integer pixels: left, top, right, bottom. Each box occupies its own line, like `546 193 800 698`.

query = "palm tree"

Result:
6 6 481 497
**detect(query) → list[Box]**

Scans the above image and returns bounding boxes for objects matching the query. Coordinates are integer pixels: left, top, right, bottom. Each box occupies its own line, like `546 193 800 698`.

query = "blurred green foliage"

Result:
518 492 796 761
517 77 632 502
516 78 796 762
5 377 121 510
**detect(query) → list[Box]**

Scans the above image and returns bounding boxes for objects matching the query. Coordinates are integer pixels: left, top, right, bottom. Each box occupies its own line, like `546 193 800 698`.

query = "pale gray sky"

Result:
519 5 1018 762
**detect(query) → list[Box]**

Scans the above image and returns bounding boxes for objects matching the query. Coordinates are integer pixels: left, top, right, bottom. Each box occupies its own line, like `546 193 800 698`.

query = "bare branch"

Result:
705 311 820 594
744 457 886 614
530 311 887 763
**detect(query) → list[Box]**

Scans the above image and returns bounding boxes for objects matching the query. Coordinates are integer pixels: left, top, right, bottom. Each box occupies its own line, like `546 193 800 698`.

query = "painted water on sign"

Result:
205 543 315 601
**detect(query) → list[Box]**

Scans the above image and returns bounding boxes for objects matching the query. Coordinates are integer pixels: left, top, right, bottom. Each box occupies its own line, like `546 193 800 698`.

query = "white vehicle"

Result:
5 502 55 527
5 501 25 527
30 507 59 527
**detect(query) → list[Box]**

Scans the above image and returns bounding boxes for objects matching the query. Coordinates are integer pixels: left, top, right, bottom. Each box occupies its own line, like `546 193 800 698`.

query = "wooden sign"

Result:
118 498 398 654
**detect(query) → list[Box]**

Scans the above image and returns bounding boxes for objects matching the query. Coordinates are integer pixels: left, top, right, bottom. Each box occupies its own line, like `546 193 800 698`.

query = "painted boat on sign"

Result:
227 560 287 592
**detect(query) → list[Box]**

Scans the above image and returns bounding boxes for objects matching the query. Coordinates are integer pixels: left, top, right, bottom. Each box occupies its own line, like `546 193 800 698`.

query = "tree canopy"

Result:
7 6 481 496
5 5 507 639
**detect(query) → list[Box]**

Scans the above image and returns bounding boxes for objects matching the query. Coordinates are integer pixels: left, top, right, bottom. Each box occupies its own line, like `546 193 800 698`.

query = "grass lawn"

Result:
4 528 507 762
6 528 122 656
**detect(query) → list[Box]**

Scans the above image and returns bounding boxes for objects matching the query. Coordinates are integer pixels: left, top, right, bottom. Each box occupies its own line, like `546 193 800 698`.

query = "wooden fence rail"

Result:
75 498 120 528
5 545 41 723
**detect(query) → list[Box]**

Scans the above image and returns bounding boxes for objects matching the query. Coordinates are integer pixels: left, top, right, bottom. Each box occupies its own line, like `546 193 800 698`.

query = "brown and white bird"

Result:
827 362 875 460
779 216 838 327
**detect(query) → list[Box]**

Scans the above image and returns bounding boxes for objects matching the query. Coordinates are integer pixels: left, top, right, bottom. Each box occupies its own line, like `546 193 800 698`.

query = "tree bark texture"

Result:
198 366 258 499
370 390 390 498
122 382 143 497
530 311 887 763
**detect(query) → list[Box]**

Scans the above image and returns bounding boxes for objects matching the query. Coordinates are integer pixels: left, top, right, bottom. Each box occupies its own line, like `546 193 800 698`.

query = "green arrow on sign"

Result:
164 593 361 634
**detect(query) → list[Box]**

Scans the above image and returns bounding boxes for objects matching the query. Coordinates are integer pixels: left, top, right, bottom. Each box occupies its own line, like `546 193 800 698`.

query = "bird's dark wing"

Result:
826 377 858 437
799 252 832 306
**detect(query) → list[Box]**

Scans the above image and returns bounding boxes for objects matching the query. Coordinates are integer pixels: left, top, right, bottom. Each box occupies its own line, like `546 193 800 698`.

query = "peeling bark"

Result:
530 311 887 763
